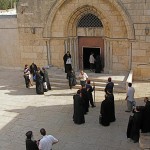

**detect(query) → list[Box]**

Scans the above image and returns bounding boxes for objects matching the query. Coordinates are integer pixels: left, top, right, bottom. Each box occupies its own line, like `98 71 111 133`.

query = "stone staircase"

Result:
47 67 128 93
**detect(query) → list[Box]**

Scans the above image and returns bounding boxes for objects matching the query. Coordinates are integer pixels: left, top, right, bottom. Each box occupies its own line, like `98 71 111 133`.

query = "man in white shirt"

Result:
89 52 95 71
125 83 135 112
39 128 58 150
78 70 88 86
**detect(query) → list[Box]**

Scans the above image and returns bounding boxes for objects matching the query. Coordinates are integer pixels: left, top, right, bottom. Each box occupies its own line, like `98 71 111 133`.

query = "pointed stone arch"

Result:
64 5 111 37
43 0 134 40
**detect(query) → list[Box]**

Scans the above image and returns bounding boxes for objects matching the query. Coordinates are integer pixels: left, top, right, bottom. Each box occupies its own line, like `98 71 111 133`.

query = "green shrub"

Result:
0 0 19 10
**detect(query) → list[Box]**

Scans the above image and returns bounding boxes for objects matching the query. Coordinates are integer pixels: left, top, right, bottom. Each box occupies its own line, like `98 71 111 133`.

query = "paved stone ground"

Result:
0 68 150 150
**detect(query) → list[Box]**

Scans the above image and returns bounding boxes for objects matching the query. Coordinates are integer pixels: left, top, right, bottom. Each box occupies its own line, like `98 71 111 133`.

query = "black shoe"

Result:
92 105 96 108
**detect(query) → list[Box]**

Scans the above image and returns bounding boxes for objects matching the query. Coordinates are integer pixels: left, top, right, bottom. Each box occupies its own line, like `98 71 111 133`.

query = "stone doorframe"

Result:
63 36 114 73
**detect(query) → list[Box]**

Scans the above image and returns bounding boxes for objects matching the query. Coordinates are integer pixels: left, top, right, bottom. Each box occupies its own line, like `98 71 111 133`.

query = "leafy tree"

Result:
0 0 19 10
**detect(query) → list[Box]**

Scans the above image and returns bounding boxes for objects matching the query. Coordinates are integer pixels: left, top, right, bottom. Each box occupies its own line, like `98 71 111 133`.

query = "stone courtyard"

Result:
0 68 150 150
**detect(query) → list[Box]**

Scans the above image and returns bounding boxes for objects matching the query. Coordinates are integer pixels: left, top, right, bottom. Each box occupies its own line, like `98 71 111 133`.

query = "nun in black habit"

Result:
73 90 85 124
106 89 116 122
35 68 44 95
140 97 150 133
95 55 102 73
63 51 72 74
100 94 112 126
42 67 51 90
126 107 142 143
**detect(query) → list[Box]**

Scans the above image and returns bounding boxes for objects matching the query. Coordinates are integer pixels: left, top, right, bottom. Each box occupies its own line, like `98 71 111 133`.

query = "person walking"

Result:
67 69 76 89
89 52 95 71
125 83 135 112
38 128 59 150
78 70 88 86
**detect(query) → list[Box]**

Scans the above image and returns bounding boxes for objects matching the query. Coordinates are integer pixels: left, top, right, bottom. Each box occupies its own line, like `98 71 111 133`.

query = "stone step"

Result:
50 81 126 93
49 74 125 83
47 68 127 93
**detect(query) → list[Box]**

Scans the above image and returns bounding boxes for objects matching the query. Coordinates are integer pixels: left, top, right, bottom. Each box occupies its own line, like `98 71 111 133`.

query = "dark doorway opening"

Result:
83 47 100 69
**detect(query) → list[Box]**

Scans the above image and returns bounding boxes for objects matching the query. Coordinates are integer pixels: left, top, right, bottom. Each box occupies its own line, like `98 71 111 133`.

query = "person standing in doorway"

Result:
89 52 95 72
95 55 102 73
125 83 135 112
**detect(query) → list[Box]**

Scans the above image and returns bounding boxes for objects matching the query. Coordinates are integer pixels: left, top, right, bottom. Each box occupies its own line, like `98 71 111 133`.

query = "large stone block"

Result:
132 50 146 56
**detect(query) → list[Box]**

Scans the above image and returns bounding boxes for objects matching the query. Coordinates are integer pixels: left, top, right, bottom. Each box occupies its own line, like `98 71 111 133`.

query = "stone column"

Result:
109 41 113 73
104 39 110 73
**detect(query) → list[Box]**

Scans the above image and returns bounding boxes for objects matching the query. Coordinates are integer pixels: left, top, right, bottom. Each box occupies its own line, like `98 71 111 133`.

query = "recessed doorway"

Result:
83 47 100 69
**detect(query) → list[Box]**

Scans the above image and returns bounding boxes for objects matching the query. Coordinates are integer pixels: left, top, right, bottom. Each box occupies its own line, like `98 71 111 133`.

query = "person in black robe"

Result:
106 89 116 122
95 55 102 73
67 69 76 89
100 94 112 126
63 51 72 78
35 68 44 94
126 107 142 143
42 67 51 91
105 77 114 94
25 131 39 150
73 90 85 124
86 80 96 108
81 85 89 114
30 63 37 82
140 97 150 133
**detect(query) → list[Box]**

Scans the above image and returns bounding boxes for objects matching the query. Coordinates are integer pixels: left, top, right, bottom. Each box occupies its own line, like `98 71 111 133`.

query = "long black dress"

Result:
107 93 116 122
73 94 85 124
126 111 142 142
100 97 111 126
36 72 44 94
63 53 72 73
81 88 89 114
95 55 102 73
141 101 150 133
26 139 39 150
43 69 51 90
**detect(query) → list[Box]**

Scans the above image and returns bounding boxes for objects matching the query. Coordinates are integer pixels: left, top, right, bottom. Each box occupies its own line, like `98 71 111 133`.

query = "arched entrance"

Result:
77 13 104 70
43 1 135 73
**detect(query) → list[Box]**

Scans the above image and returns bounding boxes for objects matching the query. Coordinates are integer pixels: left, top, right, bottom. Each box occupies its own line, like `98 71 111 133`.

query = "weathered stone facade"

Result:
0 0 150 80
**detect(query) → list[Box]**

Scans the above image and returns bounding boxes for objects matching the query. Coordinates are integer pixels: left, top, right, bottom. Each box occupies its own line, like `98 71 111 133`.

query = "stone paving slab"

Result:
0 68 150 150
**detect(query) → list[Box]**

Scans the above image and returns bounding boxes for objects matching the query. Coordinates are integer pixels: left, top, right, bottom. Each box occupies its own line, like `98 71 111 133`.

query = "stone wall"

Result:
0 15 21 69
1 0 149 80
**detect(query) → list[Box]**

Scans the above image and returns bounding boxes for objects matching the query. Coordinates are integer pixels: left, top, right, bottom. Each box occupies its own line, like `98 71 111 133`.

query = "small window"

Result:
77 13 103 28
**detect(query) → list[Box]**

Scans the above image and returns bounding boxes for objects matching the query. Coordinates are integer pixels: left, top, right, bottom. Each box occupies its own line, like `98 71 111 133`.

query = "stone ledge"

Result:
139 133 150 150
